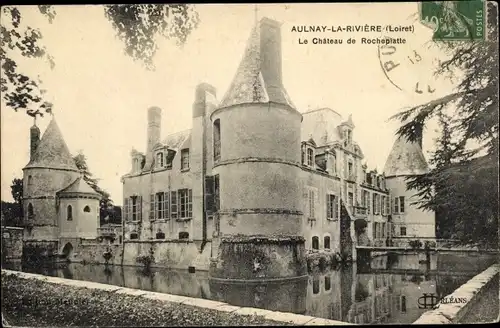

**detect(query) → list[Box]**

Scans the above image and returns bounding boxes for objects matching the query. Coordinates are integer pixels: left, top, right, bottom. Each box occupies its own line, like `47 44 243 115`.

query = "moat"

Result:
4 252 496 325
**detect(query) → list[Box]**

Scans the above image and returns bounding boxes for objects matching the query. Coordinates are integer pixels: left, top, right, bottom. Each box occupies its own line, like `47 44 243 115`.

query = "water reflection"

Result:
6 252 496 325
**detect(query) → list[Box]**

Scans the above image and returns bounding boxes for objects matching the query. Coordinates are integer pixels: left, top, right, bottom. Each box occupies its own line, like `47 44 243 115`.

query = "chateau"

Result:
20 17 435 276
120 17 435 279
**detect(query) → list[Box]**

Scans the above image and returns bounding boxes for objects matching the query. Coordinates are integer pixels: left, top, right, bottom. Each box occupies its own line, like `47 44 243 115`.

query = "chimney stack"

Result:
193 83 217 118
415 124 423 149
30 124 40 160
259 18 283 98
144 106 162 170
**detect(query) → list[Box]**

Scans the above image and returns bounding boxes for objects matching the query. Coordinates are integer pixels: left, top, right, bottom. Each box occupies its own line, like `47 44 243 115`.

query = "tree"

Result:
1 5 199 118
391 3 498 247
10 178 23 211
73 152 113 224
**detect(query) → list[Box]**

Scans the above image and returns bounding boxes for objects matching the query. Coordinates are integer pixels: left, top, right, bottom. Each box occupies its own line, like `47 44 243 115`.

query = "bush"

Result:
408 240 423 249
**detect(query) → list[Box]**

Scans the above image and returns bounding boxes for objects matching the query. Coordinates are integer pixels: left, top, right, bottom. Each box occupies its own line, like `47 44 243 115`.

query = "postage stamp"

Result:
419 0 487 41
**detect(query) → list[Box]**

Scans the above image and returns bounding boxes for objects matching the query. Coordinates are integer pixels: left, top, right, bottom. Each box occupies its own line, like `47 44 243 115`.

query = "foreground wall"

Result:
413 263 499 324
2 269 350 326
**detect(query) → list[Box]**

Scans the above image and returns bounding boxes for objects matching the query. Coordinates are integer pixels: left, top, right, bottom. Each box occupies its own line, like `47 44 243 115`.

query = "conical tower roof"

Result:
383 136 429 178
219 17 296 110
24 117 78 171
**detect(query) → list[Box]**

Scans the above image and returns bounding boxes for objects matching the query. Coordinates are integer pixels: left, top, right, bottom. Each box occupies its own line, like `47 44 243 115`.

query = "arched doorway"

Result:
61 243 74 261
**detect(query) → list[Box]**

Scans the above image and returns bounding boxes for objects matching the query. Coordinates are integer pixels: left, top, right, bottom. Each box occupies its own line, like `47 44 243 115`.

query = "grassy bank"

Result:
1 273 288 327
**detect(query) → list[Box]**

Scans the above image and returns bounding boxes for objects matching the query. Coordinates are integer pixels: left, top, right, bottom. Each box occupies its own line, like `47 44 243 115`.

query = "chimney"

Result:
30 124 40 160
144 106 162 170
415 123 423 149
259 18 283 97
193 83 217 118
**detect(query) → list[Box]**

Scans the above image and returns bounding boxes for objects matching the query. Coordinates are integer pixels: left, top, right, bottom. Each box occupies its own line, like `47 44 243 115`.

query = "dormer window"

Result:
344 129 352 147
330 151 337 174
156 152 164 168
181 149 190 170
307 148 314 167
133 158 139 171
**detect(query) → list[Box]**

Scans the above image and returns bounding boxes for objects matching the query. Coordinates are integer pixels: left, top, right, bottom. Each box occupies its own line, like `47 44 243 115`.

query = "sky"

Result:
1 3 457 204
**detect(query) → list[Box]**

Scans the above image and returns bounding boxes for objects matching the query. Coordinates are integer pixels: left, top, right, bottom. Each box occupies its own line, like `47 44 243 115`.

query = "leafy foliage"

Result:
2 5 199 117
391 3 498 247
1 6 54 116
73 153 115 224
103 4 199 70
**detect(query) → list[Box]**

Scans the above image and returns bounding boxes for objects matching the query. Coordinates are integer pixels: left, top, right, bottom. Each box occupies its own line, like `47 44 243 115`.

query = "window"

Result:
401 296 407 313
381 223 386 238
308 189 315 219
385 196 390 215
27 203 34 218
348 162 353 178
149 194 155 220
214 119 221 162
330 153 337 174
312 236 319 250
181 149 190 170
171 191 178 219
178 189 193 219
28 175 33 186
214 175 220 212
179 231 189 240
366 192 371 214
326 194 338 220
130 232 138 240
325 276 331 291
83 205 91 213
373 222 378 239
156 192 166 219
307 148 314 167
133 158 139 171
156 152 164 168
394 196 405 214
67 205 73 221
166 151 174 169
324 236 331 249
400 226 407 236
313 278 320 294
348 192 354 207
124 196 142 222
156 231 165 239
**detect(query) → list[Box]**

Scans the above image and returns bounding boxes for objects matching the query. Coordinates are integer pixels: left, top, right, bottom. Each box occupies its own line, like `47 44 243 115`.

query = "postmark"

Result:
377 14 441 95
419 0 486 41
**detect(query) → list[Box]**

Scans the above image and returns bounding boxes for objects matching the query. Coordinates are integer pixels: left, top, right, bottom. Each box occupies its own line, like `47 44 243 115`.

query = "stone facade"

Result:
120 17 436 278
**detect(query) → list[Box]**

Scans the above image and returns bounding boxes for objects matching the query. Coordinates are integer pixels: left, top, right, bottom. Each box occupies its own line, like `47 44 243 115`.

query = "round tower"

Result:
209 18 306 281
23 117 80 241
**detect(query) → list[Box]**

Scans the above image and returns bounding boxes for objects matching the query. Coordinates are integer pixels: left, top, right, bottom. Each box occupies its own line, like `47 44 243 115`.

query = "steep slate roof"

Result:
219 18 296 110
383 136 429 177
161 129 191 151
58 176 100 196
24 117 78 171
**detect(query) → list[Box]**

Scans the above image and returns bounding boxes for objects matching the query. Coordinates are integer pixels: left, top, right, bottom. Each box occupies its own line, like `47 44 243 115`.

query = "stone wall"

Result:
1 227 24 260
122 240 210 271
413 263 499 324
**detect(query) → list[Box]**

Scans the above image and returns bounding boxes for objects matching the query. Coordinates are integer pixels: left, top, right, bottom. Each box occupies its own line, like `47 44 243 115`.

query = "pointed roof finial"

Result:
254 4 259 25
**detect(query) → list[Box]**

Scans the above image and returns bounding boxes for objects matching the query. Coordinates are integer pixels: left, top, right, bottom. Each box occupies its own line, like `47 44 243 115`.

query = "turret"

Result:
383 126 435 239
209 17 306 281
30 123 40 160
143 106 162 170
